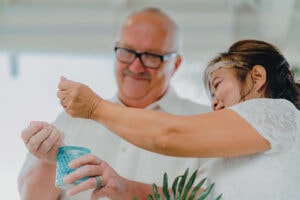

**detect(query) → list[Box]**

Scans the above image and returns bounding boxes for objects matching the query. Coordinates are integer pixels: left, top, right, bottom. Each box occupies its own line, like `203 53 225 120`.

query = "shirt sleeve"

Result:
229 99 299 154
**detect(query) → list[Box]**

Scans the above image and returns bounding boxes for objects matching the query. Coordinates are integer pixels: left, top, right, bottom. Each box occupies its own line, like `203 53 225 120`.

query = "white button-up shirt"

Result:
41 87 211 199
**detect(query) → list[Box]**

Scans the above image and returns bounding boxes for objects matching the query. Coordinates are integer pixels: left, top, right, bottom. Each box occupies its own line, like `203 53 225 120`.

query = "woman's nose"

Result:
211 98 218 111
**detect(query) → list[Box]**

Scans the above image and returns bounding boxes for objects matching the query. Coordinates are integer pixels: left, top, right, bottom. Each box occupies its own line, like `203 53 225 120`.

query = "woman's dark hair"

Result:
204 39 300 109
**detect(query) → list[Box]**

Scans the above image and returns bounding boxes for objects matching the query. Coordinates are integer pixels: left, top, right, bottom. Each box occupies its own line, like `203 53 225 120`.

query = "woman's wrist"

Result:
89 95 104 120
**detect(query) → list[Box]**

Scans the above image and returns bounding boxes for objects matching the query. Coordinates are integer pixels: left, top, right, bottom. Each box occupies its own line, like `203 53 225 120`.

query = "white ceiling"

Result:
0 0 299 63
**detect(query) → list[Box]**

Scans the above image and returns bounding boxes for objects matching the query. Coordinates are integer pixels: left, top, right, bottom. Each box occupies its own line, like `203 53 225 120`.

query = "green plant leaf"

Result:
147 195 154 200
137 168 221 200
188 177 207 200
182 169 198 200
152 183 162 200
215 194 222 200
177 168 189 198
163 172 170 200
196 183 215 200
171 176 180 200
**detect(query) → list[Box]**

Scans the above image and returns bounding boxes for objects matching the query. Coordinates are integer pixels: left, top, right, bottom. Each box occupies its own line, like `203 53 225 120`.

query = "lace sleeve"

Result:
229 99 299 154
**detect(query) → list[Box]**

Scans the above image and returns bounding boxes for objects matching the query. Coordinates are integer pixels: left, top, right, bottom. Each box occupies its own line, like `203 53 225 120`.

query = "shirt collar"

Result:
111 86 182 113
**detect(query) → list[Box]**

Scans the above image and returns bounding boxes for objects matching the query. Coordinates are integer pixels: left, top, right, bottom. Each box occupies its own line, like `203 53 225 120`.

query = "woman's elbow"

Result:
151 129 178 156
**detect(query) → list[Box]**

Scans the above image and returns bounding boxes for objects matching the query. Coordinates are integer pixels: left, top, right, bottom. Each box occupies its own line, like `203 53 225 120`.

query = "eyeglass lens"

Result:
115 47 163 69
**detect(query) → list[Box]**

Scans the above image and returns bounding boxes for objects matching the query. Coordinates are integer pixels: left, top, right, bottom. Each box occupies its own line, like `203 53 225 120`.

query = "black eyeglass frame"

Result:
114 46 178 69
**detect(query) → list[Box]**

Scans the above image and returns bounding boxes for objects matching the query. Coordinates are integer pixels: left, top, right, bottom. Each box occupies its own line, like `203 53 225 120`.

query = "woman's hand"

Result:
21 121 64 163
64 154 136 200
57 77 102 119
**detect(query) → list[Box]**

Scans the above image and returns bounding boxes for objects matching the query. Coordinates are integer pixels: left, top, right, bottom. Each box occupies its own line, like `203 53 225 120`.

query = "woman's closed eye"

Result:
213 80 221 89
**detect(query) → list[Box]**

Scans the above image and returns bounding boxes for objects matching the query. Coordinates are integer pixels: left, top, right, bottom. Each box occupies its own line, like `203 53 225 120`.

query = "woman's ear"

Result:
251 65 266 93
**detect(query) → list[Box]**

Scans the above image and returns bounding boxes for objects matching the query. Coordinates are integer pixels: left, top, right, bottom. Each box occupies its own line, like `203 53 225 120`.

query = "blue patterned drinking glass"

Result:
55 146 91 189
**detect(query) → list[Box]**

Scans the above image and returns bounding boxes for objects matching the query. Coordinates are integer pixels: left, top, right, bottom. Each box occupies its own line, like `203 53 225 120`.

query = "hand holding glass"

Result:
55 146 91 189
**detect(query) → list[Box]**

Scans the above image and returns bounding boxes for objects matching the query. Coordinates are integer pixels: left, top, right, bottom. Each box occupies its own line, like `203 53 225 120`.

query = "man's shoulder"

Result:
160 91 211 115
178 97 211 113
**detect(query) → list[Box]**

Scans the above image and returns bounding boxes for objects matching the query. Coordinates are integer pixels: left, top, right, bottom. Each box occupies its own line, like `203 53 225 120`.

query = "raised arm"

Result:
57 77 270 158
18 121 64 200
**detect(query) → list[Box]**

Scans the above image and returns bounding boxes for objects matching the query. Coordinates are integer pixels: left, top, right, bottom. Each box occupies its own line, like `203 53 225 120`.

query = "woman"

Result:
58 39 300 199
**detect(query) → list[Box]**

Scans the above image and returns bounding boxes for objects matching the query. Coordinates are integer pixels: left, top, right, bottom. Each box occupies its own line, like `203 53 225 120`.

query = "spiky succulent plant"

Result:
134 168 222 200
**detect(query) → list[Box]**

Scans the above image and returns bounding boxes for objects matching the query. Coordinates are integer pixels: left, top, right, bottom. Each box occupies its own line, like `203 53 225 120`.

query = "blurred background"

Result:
1 0 299 199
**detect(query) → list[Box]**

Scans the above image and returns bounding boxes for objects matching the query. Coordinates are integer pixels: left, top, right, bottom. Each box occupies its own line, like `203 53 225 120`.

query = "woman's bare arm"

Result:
58 78 270 158
92 100 270 157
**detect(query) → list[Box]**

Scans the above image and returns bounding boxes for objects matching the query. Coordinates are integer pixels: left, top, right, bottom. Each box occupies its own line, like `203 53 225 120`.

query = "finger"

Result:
67 176 101 196
64 164 102 186
58 76 74 91
60 99 68 109
58 76 66 91
56 90 66 100
21 121 46 143
26 127 52 152
37 127 62 154
69 154 102 169
65 162 102 181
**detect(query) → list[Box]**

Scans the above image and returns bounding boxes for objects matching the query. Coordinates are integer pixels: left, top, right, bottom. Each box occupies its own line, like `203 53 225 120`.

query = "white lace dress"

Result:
205 98 300 200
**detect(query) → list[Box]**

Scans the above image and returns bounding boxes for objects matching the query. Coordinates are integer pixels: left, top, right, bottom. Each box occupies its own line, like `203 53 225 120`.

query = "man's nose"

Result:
128 57 147 73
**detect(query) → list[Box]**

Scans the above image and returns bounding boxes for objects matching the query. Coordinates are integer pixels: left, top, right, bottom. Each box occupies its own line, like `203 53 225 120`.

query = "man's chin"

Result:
123 90 146 99
122 80 149 96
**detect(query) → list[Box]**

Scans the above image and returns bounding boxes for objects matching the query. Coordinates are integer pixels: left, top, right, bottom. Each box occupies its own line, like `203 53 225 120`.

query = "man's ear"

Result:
172 54 182 75
251 65 266 92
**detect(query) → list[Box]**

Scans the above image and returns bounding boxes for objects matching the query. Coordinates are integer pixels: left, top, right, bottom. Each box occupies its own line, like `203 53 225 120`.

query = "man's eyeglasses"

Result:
114 47 177 69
